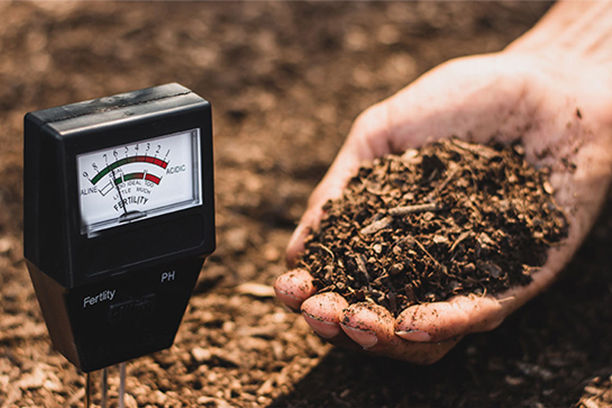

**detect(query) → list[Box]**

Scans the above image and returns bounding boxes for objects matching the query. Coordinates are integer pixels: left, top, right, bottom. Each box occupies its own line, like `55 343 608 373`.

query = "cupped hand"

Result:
274 49 612 363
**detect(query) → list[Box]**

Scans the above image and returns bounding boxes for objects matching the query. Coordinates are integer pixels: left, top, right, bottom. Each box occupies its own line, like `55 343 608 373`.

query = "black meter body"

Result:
24 83 215 372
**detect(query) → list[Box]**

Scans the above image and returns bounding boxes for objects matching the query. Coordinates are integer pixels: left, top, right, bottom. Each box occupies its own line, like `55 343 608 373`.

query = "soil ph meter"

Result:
24 83 215 406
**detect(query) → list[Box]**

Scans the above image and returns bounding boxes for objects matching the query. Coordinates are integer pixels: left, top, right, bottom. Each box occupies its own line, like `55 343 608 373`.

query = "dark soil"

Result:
301 139 568 316
1 2 611 408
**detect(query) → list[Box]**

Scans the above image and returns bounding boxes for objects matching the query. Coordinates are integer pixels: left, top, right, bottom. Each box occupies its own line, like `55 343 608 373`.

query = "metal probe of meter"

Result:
24 83 216 407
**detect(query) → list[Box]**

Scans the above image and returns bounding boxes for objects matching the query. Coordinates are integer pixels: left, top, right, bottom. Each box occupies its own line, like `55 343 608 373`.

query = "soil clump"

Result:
300 139 568 316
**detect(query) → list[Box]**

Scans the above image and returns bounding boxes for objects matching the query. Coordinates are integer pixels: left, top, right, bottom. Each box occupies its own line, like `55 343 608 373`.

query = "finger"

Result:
340 302 396 350
395 295 505 343
273 268 316 311
301 292 348 340
340 301 461 364
393 238 587 344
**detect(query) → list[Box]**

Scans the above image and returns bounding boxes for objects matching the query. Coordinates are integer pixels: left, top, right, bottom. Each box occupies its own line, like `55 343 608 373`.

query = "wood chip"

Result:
360 215 392 235
450 138 498 159
191 347 213 363
236 282 275 298
388 202 439 216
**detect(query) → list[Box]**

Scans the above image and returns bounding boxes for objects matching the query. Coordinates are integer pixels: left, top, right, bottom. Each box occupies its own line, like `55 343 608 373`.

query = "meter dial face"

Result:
77 128 202 236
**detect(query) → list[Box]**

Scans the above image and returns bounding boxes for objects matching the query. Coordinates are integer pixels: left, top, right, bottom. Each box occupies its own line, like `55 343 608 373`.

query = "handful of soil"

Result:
299 139 569 316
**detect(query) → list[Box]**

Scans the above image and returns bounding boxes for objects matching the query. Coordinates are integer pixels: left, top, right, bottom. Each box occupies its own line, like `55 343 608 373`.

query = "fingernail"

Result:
302 312 340 339
274 288 302 311
395 329 432 342
340 324 378 349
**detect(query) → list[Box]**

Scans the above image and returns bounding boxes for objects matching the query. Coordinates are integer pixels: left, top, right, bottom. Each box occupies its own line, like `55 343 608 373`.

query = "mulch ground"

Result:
1 2 611 408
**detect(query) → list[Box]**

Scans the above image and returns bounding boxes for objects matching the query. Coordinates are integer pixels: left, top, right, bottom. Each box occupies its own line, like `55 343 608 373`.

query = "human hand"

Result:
274 33 612 363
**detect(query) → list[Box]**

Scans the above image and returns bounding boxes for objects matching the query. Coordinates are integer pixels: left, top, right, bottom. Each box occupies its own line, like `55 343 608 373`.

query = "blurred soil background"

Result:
0 2 610 407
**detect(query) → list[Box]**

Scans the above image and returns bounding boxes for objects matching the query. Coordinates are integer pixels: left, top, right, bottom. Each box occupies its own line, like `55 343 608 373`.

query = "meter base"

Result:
28 257 204 373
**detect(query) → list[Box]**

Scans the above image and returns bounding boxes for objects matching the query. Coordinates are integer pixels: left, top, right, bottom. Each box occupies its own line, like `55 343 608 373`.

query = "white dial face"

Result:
77 128 202 236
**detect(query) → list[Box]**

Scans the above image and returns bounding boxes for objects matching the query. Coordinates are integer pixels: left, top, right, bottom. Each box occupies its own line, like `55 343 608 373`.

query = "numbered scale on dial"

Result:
24 84 216 392
78 128 202 235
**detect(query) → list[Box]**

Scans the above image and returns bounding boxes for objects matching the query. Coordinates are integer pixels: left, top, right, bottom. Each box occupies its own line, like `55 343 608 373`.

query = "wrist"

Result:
505 1 612 67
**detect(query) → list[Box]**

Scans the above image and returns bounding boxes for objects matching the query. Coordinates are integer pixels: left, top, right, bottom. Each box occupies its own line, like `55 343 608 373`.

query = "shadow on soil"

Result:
270 193 612 408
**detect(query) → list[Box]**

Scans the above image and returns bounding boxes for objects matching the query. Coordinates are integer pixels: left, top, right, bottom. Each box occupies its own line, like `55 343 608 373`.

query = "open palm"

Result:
274 51 612 363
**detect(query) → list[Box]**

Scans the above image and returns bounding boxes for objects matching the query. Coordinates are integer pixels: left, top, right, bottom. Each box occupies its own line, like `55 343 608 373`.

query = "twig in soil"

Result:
312 243 335 261
449 231 473 252
361 202 441 236
412 236 447 273
360 215 393 235
463 192 483 218
354 254 372 292
365 184 387 196
450 138 498 160
385 235 416 258
388 202 440 216
426 165 460 200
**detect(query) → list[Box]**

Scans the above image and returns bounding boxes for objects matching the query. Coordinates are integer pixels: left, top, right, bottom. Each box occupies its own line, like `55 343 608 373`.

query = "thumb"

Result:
285 102 393 266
